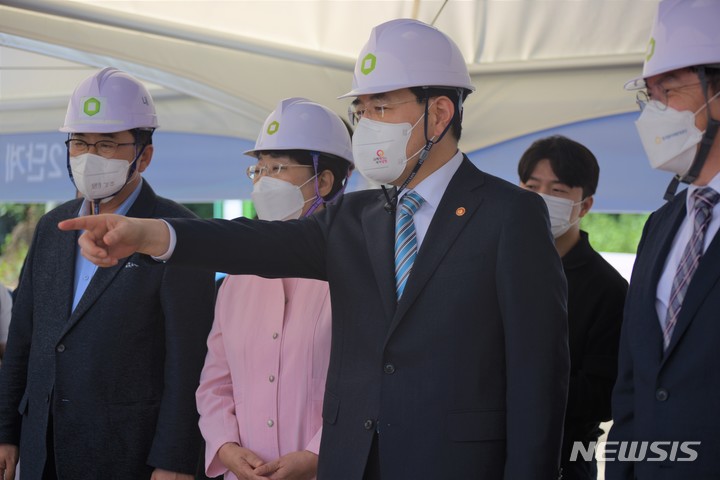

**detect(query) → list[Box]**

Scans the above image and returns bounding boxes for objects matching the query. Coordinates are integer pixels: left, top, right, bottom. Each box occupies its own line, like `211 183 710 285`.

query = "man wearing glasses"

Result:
59 21 569 479
0 68 215 480
608 1 720 479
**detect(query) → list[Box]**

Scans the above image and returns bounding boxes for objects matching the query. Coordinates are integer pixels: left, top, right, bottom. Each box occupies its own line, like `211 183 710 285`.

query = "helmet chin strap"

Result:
382 137 435 214
663 67 720 201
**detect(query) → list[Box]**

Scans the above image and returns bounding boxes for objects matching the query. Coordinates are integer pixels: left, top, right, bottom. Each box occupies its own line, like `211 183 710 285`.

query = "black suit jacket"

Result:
608 189 720 480
169 158 569 479
0 181 215 479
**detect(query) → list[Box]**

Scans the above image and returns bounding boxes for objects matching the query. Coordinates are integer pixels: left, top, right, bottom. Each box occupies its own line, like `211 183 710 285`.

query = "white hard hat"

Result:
60 67 158 133
245 97 353 164
626 0 720 90
338 18 475 98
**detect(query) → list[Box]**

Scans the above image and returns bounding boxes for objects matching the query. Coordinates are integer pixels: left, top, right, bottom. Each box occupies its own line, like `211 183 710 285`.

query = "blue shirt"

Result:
72 180 144 312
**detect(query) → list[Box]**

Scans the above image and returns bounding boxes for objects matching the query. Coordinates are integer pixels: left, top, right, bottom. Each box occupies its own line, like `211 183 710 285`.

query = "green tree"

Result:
580 213 649 254
0 204 43 289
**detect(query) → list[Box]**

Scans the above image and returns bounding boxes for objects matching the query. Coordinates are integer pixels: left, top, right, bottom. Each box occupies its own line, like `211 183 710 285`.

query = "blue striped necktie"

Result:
663 186 720 349
395 190 424 299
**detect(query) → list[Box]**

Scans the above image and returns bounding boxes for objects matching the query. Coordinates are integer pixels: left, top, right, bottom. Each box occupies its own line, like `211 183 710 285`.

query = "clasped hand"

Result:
218 443 318 480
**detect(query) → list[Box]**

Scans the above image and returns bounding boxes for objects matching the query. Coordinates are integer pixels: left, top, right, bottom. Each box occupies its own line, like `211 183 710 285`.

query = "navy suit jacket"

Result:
608 189 720 480
168 158 569 480
0 181 215 479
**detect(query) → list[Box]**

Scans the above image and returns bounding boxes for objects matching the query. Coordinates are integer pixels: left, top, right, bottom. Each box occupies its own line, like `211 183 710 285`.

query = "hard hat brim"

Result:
338 82 475 99
243 146 353 164
623 76 646 91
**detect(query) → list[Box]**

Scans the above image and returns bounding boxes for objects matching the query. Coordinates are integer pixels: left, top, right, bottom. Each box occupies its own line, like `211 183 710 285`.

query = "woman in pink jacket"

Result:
196 97 353 480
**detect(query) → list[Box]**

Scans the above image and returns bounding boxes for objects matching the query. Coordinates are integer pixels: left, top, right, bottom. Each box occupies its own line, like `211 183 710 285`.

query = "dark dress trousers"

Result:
608 189 720 480
168 158 570 480
0 181 215 479
561 231 627 479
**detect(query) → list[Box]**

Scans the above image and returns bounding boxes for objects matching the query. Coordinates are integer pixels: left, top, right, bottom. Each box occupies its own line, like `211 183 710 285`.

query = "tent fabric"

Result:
0 1 664 210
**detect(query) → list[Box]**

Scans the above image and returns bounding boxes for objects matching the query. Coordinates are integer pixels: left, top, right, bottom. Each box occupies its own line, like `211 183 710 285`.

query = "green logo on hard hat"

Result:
360 53 377 75
267 121 280 135
83 97 101 116
646 37 655 62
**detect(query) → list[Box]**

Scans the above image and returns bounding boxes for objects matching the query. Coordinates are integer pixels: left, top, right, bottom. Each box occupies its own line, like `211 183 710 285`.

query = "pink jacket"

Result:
196 275 331 479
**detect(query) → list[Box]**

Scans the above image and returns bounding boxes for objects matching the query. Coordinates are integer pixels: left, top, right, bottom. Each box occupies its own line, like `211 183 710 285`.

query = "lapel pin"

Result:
456 207 466 216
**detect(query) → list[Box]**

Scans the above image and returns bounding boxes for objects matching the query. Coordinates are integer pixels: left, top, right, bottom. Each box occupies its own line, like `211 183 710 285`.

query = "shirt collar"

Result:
686 171 720 213
561 230 594 270
399 150 463 208
77 178 143 217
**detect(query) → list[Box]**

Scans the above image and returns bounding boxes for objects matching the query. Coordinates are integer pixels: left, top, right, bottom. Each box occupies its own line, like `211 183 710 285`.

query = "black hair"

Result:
708 67 720 92
409 86 471 141
257 150 353 200
517 135 600 198
689 65 720 93
131 128 154 146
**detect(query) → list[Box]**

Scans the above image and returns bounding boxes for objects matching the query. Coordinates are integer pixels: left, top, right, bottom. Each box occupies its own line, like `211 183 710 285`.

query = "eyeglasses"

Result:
347 98 418 126
246 163 313 180
65 139 136 157
635 82 701 111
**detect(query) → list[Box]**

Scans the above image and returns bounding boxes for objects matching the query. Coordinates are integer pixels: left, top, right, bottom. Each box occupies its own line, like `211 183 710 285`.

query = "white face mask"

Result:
69 153 133 202
635 92 720 176
538 192 583 239
251 175 317 221
351 113 427 185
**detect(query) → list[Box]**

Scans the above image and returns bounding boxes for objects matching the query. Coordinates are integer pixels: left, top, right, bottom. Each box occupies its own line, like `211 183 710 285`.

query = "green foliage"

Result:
0 203 44 289
183 203 214 219
0 204 27 221
580 213 649 254
0 236 28 289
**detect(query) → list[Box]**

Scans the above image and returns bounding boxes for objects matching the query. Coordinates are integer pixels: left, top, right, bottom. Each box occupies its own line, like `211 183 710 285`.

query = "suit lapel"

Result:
386 158 484 342
361 191 398 322
52 207 81 336
62 259 127 335
636 200 684 364
61 181 156 337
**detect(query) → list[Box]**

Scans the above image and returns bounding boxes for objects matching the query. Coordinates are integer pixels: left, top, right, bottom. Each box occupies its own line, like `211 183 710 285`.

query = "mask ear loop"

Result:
122 128 154 197
305 153 354 215
303 152 325 217
323 161 353 206
126 128 155 181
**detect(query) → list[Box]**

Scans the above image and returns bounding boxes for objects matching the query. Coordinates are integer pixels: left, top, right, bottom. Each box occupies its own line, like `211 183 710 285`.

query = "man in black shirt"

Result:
519 135 628 480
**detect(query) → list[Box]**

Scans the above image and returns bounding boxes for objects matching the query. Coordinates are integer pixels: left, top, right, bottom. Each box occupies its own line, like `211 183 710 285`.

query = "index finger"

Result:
58 217 96 232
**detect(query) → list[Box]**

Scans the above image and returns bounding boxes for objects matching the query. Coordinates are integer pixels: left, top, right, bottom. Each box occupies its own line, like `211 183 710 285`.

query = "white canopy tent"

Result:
0 0 671 211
